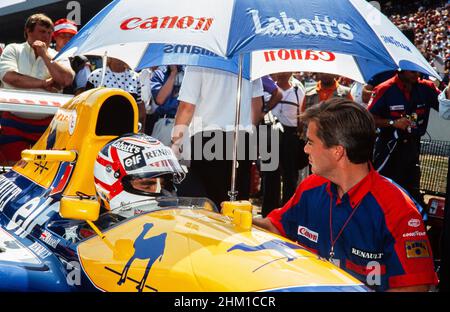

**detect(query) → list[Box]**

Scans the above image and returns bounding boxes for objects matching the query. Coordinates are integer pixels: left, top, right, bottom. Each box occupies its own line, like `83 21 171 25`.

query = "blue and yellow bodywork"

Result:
0 88 367 292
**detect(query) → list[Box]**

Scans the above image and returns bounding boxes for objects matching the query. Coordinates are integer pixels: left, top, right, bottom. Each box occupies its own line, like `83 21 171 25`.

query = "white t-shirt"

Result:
350 82 367 107
178 67 263 136
0 42 65 119
0 42 58 91
271 85 305 127
438 87 450 120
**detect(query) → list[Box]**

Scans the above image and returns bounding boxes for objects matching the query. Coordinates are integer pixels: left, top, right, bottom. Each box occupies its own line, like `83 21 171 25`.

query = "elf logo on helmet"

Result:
123 153 146 171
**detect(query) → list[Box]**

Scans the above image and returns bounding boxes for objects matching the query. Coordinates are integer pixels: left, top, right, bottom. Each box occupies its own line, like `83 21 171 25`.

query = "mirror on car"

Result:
60 197 100 222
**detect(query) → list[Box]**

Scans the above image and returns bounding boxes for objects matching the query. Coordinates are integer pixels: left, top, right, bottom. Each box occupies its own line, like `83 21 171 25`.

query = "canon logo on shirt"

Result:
297 226 319 243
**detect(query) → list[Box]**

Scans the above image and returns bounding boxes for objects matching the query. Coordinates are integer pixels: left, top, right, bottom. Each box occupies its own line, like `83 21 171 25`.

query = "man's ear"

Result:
334 145 345 161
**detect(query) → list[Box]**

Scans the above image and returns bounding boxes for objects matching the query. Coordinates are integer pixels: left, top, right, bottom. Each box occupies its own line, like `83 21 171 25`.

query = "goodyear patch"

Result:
405 241 430 258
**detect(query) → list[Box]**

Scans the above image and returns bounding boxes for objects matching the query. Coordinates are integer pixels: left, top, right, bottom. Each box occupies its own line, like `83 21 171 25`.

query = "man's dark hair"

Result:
300 98 376 164
24 14 53 40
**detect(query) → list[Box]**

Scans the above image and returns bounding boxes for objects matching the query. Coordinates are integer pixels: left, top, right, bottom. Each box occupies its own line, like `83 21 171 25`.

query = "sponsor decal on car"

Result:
39 230 61 249
0 228 41 264
0 176 22 213
29 242 51 259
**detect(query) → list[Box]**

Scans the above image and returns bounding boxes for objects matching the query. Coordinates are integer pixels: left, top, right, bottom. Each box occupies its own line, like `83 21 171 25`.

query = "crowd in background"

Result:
390 2 450 84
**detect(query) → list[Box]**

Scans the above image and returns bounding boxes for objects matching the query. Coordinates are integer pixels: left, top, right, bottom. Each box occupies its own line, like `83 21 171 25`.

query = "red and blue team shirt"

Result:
368 74 440 138
268 167 438 291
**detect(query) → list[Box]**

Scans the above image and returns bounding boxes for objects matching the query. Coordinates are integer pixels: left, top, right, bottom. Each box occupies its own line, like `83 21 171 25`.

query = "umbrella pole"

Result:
100 51 108 87
228 54 244 202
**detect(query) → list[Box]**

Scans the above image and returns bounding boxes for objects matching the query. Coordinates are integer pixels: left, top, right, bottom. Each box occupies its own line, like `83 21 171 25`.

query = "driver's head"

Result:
129 177 164 193
94 133 185 210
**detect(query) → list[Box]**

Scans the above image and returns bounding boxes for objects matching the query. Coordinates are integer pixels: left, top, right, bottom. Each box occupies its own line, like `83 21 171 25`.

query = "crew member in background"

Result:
172 67 263 208
302 73 352 112
261 72 307 217
368 70 440 205
150 65 183 146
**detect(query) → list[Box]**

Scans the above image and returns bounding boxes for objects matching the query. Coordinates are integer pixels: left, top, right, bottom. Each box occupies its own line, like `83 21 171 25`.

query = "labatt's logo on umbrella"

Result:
250 9 354 40
120 16 214 31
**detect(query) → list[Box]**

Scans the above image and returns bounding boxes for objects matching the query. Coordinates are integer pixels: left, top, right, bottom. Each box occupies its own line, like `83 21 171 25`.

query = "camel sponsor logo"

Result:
39 230 61 248
402 231 426 238
120 16 214 32
408 218 421 228
351 247 383 260
263 49 336 63
250 9 354 40
297 226 319 243
106 223 166 292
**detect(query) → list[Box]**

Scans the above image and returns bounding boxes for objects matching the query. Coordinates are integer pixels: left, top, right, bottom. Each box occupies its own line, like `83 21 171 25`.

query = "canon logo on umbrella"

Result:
120 16 214 31
263 49 336 63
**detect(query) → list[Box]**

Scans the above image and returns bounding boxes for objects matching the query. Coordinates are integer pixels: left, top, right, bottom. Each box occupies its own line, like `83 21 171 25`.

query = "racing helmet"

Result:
94 133 185 210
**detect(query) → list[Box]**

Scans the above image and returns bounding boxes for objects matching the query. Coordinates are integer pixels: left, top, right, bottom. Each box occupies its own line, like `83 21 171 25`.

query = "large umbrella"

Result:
56 0 440 201
57 0 439 80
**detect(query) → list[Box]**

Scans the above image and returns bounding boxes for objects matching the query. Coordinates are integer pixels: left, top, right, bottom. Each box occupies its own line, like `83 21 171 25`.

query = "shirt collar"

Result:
317 80 338 92
394 74 418 101
24 42 35 54
326 164 375 208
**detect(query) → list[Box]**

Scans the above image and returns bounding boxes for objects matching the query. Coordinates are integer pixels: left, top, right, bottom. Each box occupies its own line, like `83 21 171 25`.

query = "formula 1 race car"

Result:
0 88 368 292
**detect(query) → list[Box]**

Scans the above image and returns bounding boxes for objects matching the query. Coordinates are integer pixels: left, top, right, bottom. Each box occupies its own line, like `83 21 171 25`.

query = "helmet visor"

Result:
122 172 175 197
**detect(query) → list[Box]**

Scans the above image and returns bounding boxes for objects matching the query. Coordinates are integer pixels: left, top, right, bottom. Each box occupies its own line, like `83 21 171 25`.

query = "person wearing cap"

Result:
53 18 78 52
52 18 91 95
0 14 74 164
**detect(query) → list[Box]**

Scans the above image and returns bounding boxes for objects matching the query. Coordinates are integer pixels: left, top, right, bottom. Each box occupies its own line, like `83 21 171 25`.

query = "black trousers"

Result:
374 136 422 204
180 130 251 208
262 126 302 217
